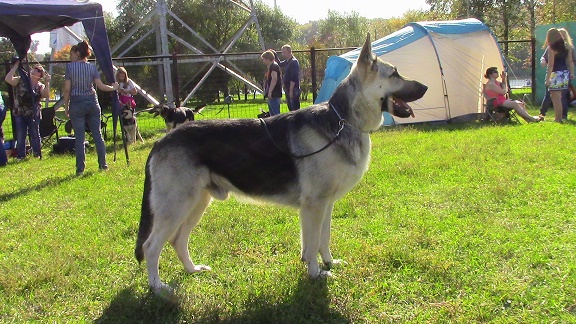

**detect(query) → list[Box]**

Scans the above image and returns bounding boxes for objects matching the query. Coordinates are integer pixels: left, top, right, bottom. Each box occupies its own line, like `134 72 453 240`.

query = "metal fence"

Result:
1 39 535 142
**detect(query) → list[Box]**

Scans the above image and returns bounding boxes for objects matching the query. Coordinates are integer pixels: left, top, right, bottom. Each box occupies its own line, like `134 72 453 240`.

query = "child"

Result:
115 67 137 109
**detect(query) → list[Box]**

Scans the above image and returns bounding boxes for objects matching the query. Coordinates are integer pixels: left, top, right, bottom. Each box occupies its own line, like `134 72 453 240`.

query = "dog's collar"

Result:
330 103 371 133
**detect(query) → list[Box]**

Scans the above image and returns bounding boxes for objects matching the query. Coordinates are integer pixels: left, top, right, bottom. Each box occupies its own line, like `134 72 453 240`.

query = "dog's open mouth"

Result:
382 82 428 118
393 97 414 118
382 96 415 118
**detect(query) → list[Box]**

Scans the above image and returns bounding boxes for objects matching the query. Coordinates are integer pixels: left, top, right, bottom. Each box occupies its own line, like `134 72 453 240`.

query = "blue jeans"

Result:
69 94 107 173
267 97 281 116
285 88 301 111
14 113 41 159
0 103 7 166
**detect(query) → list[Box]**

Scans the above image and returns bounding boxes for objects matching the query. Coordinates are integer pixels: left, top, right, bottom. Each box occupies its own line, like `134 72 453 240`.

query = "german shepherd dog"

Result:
121 104 143 144
150 104 206 132
136 35 427 293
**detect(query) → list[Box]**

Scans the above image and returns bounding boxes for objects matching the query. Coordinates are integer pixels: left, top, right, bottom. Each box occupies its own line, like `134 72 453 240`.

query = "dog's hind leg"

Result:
299 198 331 279
143 221 178 293
170 190 212 274
144 186 204 293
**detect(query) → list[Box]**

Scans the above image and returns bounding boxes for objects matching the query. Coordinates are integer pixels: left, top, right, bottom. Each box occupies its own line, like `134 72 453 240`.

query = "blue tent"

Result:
316 18 505 124
0 0 124 158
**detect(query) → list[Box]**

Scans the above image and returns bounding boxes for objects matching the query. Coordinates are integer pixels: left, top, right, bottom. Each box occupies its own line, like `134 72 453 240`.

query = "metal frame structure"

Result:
109 0 266 107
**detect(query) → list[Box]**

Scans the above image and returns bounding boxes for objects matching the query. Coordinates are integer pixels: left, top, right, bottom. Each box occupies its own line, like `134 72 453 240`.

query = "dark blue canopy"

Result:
0 0 121 143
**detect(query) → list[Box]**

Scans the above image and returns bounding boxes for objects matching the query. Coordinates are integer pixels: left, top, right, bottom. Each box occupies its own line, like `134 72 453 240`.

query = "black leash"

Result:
259 103 370 159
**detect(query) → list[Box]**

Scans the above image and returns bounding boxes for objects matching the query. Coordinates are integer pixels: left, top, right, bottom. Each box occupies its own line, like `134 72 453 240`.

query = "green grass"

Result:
1 107 576 322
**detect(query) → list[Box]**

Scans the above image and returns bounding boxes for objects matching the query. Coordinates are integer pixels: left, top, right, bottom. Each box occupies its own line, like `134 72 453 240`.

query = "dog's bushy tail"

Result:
135 153 154 263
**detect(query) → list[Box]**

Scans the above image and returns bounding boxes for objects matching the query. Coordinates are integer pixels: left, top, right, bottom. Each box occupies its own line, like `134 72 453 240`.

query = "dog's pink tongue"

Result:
395 99 415 118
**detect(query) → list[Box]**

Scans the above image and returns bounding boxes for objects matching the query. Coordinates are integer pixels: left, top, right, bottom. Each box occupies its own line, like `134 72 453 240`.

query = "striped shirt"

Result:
65 61 101 96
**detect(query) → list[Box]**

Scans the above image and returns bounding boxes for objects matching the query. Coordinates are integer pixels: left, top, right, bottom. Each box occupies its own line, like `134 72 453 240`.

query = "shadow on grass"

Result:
95 278 349 323
211 278 350 323
381 117 521 133
94 286 182 324
0 174 78 202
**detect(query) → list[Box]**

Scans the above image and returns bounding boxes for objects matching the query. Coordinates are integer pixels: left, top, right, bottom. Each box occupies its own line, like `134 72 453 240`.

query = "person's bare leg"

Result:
550 91 563 122
503 100 536 123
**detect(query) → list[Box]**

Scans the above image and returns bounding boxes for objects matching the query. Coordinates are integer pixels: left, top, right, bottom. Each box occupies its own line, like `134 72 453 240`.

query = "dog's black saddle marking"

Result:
259 117 344 159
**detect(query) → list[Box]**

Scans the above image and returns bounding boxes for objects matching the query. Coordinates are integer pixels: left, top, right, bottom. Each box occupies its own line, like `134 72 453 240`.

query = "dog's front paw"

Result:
151 282 176 298
308 266 332 279
188 264 211 273
323 259 347 270
317 269 332 278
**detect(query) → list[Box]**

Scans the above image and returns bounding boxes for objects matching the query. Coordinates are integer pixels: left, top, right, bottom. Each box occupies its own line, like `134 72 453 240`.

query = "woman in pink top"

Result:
483 67 541 123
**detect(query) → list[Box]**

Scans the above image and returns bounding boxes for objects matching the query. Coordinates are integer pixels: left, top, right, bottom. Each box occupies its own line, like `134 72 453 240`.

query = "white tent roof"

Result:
316 18 505 124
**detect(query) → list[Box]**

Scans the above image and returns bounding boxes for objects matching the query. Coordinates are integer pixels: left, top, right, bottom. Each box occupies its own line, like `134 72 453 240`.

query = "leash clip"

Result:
336 120 346 138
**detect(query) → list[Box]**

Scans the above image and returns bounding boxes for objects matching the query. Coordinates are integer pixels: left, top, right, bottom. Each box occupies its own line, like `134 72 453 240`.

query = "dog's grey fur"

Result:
135 35 427 293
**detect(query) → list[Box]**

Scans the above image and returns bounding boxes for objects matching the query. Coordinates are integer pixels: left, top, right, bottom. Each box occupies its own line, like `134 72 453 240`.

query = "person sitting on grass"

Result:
483 67 541 123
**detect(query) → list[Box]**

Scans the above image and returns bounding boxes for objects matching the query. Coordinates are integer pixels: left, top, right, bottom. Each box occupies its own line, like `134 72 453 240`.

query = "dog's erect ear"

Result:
358 33 378 72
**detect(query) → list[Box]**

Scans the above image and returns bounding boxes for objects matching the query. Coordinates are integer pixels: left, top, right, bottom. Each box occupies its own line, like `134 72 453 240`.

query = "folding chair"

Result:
482 83 519 124
484 98 519 124
64 116 108 140
39 106 64 148
100 113 112 141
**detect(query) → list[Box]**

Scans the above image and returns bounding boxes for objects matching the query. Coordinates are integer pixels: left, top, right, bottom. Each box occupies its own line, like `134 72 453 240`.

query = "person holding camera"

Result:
4 59 51 160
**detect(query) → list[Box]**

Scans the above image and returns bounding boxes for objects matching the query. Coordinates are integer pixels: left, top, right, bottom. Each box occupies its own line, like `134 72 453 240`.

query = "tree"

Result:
315 10 369 48
45 44 74 98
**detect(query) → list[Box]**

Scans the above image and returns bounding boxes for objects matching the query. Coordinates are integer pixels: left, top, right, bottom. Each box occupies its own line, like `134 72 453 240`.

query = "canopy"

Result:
0 0 123 157
316 18 506 124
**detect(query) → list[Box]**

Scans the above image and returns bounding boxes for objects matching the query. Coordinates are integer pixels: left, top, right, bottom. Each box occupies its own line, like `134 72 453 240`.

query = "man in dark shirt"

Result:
276 44 301 111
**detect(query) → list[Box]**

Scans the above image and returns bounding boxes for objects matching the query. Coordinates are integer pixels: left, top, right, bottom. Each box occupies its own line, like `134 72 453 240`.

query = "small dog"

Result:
150 104 206 132
121 105 143 144
136 35 427 294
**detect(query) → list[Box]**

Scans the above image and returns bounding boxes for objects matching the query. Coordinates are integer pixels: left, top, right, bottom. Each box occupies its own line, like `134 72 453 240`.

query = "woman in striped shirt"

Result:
63 41 119 176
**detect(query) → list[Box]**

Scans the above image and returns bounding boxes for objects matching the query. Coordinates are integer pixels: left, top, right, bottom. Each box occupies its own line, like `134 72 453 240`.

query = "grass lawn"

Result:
0 106 575 322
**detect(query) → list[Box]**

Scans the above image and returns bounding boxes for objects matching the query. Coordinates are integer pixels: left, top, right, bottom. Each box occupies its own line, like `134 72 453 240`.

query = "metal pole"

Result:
310 47 317 103
156 0 174 104
171 52 180 107
531 37 536 103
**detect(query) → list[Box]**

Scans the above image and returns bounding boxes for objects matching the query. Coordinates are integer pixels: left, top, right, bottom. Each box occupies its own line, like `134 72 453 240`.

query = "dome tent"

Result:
316 18 506 124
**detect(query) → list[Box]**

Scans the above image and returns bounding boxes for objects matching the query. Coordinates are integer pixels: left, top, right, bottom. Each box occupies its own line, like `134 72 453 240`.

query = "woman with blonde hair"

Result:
543 28 575 122
558 28 574 47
